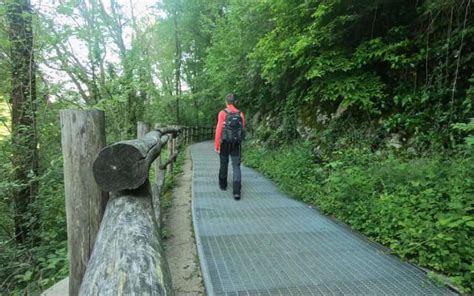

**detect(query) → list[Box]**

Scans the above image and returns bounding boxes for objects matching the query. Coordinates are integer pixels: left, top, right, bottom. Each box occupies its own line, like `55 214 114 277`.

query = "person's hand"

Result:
215 148 219 154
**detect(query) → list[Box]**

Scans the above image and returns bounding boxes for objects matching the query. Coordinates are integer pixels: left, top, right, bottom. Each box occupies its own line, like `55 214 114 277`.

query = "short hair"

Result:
225 93 236 104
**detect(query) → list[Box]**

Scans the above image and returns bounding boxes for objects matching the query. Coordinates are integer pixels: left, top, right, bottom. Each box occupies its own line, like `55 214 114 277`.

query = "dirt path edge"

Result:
163 147 205 296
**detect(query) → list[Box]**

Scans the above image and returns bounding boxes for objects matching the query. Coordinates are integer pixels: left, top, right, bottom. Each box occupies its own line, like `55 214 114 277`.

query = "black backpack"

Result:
222 109 243 143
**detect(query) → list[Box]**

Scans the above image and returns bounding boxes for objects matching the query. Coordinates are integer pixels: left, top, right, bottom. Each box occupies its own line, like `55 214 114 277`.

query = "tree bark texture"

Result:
60 109 108 296
173 0 182 124
7 0 39 244
93 131 174 192
79 181 173 296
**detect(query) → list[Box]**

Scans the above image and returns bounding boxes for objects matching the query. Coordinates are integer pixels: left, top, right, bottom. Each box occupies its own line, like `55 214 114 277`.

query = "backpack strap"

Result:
224 108 240 115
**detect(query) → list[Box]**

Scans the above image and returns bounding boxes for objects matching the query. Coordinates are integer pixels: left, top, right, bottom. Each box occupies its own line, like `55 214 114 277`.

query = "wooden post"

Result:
167 135 174 173
152 124 167 226
60 109 107 296
153 123 163 178
188 127 191 144
155 143 167 190
137 121 150 139
175 128 180 147
173 136 177 156
153 124 164 186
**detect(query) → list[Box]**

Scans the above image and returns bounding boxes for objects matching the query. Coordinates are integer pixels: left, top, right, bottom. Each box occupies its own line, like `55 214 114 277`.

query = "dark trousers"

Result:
219 141 241 195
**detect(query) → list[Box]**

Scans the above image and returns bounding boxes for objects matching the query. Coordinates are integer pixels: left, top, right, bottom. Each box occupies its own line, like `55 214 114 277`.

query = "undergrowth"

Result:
243 141 474 293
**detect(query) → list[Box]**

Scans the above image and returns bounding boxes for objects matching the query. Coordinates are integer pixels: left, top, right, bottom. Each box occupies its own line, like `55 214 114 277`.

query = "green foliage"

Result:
453 118 474 146
1 0 473 293
0 240 68 294
244 141 473 293
203 1 273 115
199 0 474 147
243 142 321 200
0 100 68 294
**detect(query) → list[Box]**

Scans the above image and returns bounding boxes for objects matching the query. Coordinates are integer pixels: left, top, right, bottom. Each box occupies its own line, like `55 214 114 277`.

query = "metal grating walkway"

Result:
191 141 455 296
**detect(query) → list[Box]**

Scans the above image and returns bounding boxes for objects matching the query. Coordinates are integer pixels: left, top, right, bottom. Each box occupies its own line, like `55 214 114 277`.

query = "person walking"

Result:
214 93 245 200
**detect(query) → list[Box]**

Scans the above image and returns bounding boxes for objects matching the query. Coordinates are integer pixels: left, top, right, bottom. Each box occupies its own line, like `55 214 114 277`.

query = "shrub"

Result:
244 141 474 293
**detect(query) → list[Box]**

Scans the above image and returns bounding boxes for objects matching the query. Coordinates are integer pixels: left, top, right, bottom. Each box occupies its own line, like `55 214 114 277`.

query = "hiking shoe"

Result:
233 194 241 200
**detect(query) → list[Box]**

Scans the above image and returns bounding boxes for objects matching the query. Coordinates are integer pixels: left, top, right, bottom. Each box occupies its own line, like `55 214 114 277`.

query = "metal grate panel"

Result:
191 141 456 296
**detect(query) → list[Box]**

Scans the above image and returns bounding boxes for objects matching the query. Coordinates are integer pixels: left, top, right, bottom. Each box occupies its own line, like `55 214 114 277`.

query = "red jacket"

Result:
214 104 246 152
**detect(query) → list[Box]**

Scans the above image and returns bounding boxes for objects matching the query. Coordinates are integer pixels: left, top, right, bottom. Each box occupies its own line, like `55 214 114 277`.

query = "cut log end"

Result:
93 143 147 192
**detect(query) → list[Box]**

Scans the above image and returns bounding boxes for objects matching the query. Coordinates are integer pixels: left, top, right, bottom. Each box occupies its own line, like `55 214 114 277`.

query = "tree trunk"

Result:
125 62 138 138
173 1 182 124
7 0 38 244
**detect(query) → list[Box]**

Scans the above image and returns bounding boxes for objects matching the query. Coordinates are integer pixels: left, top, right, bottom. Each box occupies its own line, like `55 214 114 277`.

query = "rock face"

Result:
386 133 403 149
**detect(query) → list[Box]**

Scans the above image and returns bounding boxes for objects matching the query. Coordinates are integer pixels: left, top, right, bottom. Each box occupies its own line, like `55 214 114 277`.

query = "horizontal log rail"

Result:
159 151 179 170
74 121 214 296
92 129 179 192
79 180 173 295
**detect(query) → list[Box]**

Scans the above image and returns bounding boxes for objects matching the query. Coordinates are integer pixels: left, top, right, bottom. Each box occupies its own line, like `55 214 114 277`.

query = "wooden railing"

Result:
52 109 214 296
